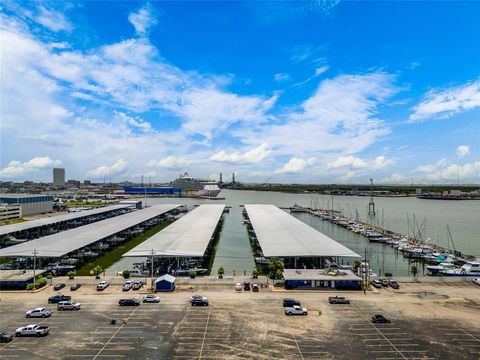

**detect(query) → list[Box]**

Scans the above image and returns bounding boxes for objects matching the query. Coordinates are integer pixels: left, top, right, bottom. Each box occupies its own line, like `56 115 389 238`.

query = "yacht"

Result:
442 260 480 276
172 173 221 197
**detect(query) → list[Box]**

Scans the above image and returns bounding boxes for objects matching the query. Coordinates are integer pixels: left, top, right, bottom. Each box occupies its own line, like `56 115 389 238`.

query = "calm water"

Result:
107 190 480 277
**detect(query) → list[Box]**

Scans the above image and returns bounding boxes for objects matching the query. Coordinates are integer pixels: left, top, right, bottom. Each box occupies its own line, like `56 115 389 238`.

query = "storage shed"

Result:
155 274 176 292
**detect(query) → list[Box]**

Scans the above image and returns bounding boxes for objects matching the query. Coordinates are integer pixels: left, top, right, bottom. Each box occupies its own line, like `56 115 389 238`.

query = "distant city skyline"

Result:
0 1 479 184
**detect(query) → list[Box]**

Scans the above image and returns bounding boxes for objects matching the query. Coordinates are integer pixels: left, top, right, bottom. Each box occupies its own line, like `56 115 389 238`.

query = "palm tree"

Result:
267 258 284 280
411 265 418 277
217 266 225 279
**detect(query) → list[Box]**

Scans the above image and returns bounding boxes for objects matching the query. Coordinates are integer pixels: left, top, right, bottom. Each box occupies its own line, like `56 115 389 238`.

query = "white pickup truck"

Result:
284 305 308 316
15 324 50 337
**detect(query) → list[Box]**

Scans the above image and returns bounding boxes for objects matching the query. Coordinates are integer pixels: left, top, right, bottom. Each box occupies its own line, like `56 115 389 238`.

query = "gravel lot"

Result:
0 280 479 359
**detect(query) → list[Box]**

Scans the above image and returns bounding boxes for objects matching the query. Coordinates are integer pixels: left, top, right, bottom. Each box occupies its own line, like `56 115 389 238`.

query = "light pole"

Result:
150 249 155 292
32 249 38 288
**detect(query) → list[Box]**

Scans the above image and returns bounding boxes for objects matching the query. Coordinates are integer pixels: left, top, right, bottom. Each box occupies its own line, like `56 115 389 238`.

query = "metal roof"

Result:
283 268 361 281
124 204 225 258
244 204 360 258
0 205 130 236
0 204 180 258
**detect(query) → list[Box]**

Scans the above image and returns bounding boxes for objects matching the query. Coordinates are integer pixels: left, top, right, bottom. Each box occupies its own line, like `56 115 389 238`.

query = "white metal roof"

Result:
0 204 180 258
124 204 225 258
283 268 361 281
0 205 130 236
155 274 176 283
244 204 360 258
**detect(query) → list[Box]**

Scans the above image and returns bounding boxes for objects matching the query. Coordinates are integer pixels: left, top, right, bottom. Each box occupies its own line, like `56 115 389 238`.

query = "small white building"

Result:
0 203 22 221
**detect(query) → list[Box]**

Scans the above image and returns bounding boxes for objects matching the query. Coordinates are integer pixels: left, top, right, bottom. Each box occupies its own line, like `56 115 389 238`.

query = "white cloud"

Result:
456 145 470 158
380 173 407 184
148 156 191 169
128 4 158 35
328 155 366 169
415 158 448 173
210 143 271 164
414 158 480 183
86 159 127 178
237 72 396 156
35 6 72 32
0 157 61 179
114 111 152 132
339 171 355 183
273 73 289 82
292 65 329 87
409 80 480 121
373 155 394 170
275 157 316 174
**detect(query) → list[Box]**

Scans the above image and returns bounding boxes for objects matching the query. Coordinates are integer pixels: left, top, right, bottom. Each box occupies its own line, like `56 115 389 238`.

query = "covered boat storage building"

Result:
0 204 132 244
244 204 362 289
0 205 180 267
124 204 225 274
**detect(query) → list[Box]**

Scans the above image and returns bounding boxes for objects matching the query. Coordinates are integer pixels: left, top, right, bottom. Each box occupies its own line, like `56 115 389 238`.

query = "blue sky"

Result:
0 0 479 184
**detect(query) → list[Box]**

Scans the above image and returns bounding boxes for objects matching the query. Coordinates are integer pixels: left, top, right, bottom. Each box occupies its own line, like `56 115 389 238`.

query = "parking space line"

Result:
198 308 211 360
91 307 138 360
349 304 408 360
291 334 305 360
454 326 480 342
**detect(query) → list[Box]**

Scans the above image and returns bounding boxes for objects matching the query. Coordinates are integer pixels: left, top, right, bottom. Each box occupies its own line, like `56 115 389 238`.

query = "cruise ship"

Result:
172 173 221 197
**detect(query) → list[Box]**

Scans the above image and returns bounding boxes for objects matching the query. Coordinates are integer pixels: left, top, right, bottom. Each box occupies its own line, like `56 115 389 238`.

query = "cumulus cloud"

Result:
414 158 480 183
210 143 271 164
148 156 191 169
339 171 355 183
456 145 470 158
328 155 366 169
380 173 407 184
275 157 316 174
128 4 158 35
237 72 397 156
409 80 480 121
373 155 394 170
86 159 127 178
0 157 61 179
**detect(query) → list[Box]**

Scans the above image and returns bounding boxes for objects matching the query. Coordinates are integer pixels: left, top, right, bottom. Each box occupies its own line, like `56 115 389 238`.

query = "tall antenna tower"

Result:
368 178 376 216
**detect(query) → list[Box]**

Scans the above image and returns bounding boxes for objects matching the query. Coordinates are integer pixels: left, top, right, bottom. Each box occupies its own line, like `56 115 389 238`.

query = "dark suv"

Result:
118 298 140 306
282 298 300 307
0 331 13 343
190 295 209 306
372 314 391 323
243 282 251 291
48 294 71 304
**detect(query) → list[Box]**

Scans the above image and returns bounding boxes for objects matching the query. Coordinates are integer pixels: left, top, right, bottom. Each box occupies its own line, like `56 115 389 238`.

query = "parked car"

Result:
96 281 109 291
243 282 251 291
252 283 259 292
132 280 143 290
190 295 209 306
284 305 308 316
118 298 140 306
57 300 81 310
122 281 133 291
235 283 242 291
15 324 49 337
143 294 160 303
388 280 400 289
0 331 13 343
379 278 389 287
70 283 81 291
370 279 383 289
372 314 391 323
282 298 301 307
48 294 71 303
26 307 52 318
53 283 65 291
328 296 350 304
473 278 480 286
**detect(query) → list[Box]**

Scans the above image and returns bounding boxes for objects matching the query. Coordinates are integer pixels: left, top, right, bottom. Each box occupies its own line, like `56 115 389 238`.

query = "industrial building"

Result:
0 194 53 217
283 269 362 290
53 168 65 186
123 186 181 195
0 269 47 290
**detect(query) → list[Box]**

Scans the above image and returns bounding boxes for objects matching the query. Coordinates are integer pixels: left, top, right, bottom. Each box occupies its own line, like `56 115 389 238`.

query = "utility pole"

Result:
33 249 38 288
368 178 376 216
150 249 155 292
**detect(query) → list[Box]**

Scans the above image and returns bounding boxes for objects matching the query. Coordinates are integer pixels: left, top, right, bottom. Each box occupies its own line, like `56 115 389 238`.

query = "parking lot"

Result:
0 281 479 359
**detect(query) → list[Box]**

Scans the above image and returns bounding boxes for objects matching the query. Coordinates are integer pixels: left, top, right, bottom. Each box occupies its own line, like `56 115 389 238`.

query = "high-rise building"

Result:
53 168 65 186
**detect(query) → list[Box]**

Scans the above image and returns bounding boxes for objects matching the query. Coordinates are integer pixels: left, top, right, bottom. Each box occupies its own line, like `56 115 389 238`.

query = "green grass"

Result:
0 217 27 226
76 219 174 275
65 201 108 207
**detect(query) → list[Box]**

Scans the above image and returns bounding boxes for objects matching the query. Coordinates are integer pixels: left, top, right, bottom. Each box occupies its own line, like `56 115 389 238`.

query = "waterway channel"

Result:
107 189 480 277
